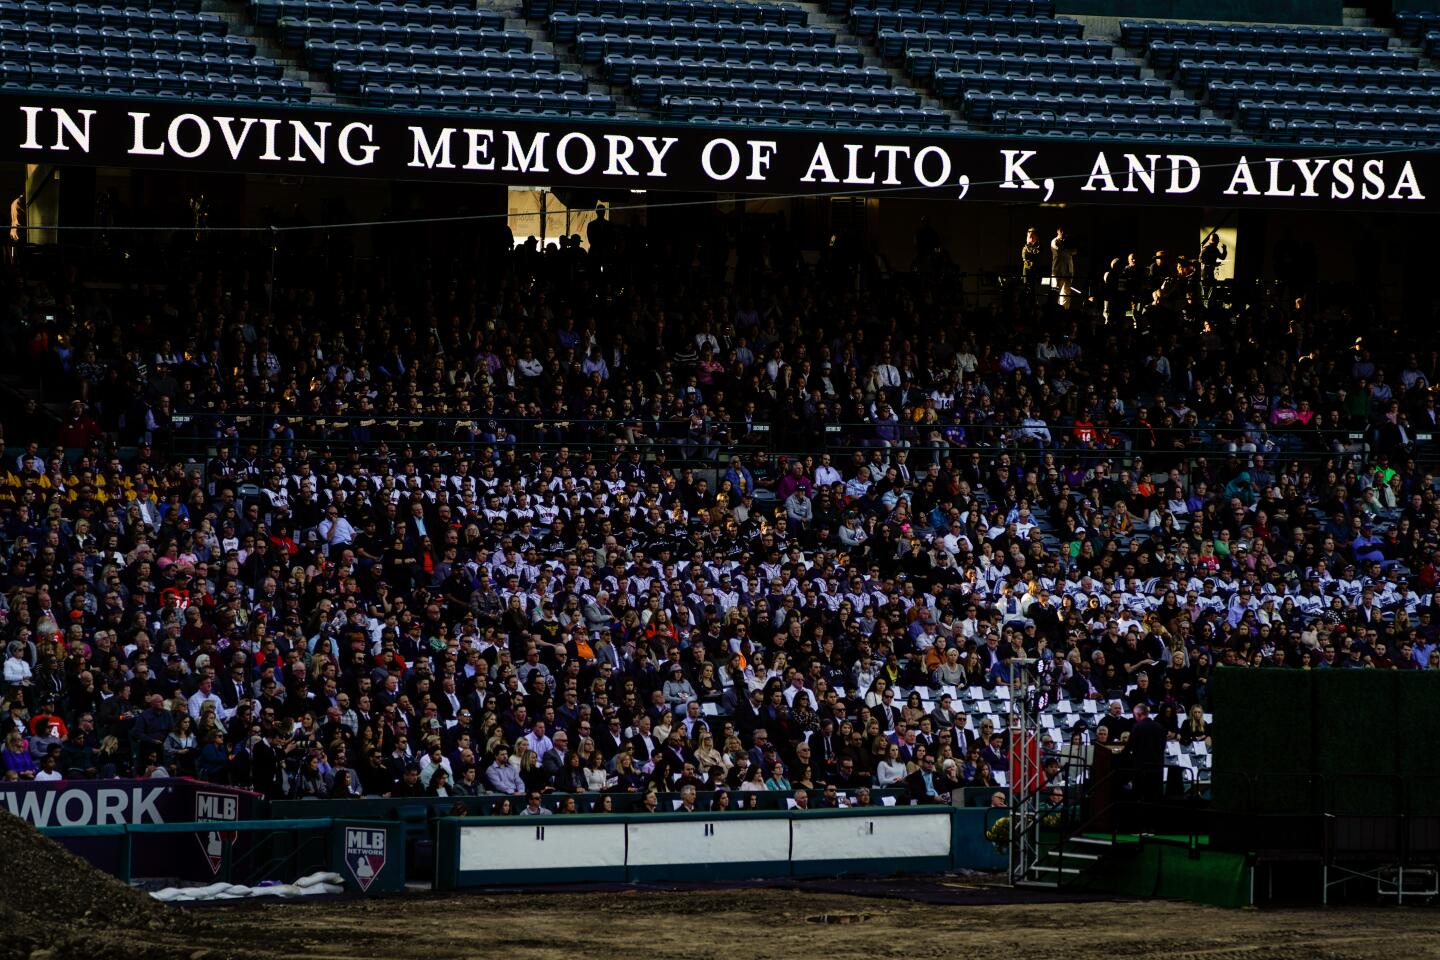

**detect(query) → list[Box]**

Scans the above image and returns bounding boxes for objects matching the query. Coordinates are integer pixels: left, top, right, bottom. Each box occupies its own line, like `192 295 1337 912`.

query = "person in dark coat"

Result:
905 754 962 805
1123 703 1167 822
250 727 289 800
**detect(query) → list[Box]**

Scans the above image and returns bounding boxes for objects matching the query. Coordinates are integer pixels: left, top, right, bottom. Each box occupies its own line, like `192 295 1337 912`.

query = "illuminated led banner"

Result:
2 91 1432 209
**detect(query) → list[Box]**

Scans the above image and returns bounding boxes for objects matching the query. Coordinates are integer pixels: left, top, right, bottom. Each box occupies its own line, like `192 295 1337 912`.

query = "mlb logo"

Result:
195 791 239 876
345 826 386 892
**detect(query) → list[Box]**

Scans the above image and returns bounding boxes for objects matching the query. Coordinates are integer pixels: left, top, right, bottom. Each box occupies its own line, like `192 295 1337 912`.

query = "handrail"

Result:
1025 756 1203 886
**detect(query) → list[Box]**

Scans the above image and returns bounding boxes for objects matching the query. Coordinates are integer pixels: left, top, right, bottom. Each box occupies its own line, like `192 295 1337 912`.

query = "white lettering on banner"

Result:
1333 158 1355 199
169 114 210 159
407 128 676 178
999 149 1054 201
1125 154 1160 193
604 133 637 176
465 129 495 171
18 104 42 148
130 112 285 160
800 143 837 183
1169 154 1200 193
96 787 126 824
129 111 165 156
195 793 237 820
1392 161 1424 200
1083 153 1201 194
214 116 259 159
803 143 964 190
913 145 950 188
337 122 377 166
1225 155 1424 201
289 120 331 163
638 135 678 177
746 140 777 181
17 106 93 151
556 132 596 175
843 144 875 185
701 138 741 180
57 790 94 825
873 145 910 185
0 786 168 826
8 103 1437 204
409 126 454 169
502 130 548 174
1294 157 1329 197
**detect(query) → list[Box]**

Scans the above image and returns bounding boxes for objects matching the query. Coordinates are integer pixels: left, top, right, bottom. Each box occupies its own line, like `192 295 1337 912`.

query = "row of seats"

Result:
1209 81 1440 112
1 24 253 55
1147 41 1418 72
602 54 891 86
1120 19 1389 52
822 0 1054 16
906 50 1141 81
1427 30 1440 63
1280 119 1440 144
2 78 297 100
0 6 222 29
630 77 920 108
360 82 614 112
330 61 586 94
962 91 1197 122
574 36 864 66
0 61 306 96
660 94 947 127
250 0 469 22
259 1 505 31
276 18 532 50
933 70 1167 100
850 9 1081 40
4 41 283 76
684 116 935 131
1176 60 1438 91
881 31 1111 59
1396 10 1440 42
303 39 558 70
526 0 807 25
0 0 201 14
989 109 1230 138
551 14 834 45
1237 100 1440 132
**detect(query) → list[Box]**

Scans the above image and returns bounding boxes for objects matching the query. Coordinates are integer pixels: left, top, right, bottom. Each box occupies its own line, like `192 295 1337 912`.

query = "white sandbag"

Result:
297 882 344 896
190 882 232 897
294 872 345 888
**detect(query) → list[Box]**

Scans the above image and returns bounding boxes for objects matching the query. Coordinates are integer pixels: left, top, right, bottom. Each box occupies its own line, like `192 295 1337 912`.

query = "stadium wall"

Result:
434 808 1004 889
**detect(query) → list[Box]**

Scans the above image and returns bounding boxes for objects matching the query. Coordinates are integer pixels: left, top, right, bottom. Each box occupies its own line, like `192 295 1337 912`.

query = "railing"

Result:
1014 752 1205 888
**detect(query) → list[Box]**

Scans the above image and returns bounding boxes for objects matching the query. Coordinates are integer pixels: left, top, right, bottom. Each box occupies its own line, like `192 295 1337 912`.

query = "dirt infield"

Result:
52 882 1440 960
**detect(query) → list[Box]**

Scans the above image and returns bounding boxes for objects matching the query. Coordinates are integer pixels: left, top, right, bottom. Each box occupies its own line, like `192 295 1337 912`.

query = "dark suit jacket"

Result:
905 768 961 805
1124 717 1167 784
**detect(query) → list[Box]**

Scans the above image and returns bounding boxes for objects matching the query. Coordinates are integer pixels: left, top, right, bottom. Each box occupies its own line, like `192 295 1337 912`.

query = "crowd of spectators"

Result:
1 213 1439 811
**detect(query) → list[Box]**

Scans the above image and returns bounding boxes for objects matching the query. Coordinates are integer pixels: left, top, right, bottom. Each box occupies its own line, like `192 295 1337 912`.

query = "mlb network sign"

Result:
0 783 168 826
0 779 254 827
1 92 1434 210
344 825 387 892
